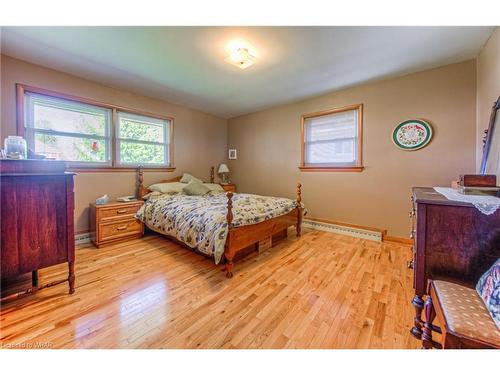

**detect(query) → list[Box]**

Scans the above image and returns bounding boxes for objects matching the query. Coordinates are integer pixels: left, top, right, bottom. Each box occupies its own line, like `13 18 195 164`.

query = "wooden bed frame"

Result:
136 166 303 278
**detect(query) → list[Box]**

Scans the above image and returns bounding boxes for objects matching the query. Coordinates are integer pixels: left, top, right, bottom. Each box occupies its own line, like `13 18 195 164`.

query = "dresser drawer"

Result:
99 204 142 221
98 219 143 242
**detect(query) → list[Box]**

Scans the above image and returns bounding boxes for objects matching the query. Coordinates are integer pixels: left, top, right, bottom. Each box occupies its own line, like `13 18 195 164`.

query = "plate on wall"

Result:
392 119 433 150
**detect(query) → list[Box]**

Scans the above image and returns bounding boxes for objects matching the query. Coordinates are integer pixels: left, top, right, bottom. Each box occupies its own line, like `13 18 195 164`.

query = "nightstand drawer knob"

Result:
116 209 127 214
117 225 128 230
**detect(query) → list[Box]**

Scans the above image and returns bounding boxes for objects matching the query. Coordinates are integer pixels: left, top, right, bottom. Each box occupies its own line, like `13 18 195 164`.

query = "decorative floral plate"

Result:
392 119 433 150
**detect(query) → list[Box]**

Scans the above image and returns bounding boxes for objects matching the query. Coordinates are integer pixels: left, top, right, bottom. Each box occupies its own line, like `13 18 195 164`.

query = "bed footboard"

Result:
223 183 303 278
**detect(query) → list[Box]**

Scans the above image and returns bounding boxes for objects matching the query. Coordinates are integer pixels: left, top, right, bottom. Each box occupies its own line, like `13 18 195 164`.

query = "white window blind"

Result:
304 108 359 166
24 92 112 164
116 111 171 166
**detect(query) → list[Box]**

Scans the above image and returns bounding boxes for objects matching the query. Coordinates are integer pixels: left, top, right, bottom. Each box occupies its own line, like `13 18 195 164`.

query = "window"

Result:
17 85 174 170
116 111 171 166
24 92 112 165
300 104 363 172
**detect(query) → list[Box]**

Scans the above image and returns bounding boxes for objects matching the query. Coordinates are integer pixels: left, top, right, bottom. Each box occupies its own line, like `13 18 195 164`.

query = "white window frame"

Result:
300 104 363 172
23 92 113 167
115 111 172 167
16 84 175 171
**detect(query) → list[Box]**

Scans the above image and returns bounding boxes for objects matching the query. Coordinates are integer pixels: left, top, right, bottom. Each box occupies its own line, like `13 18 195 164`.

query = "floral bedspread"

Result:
135 192 299 264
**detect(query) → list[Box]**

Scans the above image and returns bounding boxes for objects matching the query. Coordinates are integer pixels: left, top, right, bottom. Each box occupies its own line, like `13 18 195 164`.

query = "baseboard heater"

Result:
75 221 383 245
302 219 383 242
75 232 91 245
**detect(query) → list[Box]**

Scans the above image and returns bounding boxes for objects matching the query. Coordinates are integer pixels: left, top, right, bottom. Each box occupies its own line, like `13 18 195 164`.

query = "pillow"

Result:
476 258 500 329
180 173 202 184
183 179 211 196
142 191 162 200
148 182 186 194
204 183 224 192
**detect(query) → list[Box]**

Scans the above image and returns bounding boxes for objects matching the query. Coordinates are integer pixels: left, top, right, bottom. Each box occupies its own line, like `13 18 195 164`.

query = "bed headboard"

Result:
137 166 215 199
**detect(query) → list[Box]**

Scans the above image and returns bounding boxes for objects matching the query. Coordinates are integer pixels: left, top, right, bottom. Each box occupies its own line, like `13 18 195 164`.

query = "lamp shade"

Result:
218 163 230 173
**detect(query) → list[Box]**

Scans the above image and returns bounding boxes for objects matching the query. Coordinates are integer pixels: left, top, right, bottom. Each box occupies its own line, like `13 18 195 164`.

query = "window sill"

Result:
298 166 364 172
68 166 176 173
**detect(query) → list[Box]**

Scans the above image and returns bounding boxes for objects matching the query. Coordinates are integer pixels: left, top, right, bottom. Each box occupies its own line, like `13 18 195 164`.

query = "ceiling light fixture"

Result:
225 47 256 70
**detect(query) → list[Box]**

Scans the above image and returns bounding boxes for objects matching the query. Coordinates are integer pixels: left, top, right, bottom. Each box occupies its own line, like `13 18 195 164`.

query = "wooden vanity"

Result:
409 187 500 339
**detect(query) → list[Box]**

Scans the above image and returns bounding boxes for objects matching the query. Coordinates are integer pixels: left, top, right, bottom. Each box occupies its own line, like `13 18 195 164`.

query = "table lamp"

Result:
218 163 230 184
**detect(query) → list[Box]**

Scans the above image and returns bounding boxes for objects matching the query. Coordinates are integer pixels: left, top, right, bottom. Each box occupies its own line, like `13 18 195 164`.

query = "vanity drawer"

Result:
98 219 143 242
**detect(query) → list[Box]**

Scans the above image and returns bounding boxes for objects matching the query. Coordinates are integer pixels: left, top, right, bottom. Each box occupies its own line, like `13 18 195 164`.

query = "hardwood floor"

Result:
0 229 419 349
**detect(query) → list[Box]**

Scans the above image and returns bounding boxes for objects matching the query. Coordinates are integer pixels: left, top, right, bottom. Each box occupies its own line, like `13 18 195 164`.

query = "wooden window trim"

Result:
16 83 175 171
67 166 176 173
299 103 363 172
298 166 364 172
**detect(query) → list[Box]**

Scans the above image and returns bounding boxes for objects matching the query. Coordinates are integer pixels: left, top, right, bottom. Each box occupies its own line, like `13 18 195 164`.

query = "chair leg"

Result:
422 295 435 349
410 294 424 339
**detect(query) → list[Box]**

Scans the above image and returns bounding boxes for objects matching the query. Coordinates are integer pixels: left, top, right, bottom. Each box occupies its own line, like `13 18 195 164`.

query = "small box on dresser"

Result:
90 200 144 247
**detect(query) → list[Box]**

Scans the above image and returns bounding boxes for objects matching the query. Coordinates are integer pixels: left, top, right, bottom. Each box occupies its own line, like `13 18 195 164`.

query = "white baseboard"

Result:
75 232 91 245
302 219 382 242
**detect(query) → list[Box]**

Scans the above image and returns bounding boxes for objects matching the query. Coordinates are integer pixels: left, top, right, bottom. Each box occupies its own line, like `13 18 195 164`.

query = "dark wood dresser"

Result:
410 187 500 339
0 159 75 301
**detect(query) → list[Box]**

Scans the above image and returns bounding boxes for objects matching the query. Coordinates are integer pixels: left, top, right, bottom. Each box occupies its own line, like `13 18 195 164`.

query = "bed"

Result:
135 167 303 277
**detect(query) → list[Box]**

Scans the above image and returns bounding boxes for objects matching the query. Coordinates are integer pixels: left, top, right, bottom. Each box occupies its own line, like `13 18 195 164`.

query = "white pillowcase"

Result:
148 182 186 194
203 183 224 192
180 173 203 184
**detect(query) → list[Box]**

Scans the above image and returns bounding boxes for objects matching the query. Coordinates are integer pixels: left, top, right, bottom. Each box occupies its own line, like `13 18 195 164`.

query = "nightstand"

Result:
221 183 236 193
89 200 144 248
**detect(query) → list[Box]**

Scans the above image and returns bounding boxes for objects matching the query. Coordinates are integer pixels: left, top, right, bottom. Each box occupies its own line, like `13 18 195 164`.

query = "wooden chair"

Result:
422 279 500 349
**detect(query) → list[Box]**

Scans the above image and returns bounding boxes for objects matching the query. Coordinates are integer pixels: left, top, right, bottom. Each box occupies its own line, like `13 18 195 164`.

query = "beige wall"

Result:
1 55 228 232
476 27 500 170
228 60 477 237
0 54 482 238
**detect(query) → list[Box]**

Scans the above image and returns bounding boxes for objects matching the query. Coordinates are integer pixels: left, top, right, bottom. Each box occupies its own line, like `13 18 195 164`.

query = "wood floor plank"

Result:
0 229 419 349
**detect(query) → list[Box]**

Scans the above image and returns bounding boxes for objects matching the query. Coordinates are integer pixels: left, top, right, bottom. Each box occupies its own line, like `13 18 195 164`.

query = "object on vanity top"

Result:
459 174 497 187
4 136 27 159
434 187 500 215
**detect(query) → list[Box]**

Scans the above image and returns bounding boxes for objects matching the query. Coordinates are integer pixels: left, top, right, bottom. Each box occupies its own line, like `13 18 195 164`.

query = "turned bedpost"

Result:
137 166 146 199
210 166 215 183
296 183 303 237
224 191 234 278
226 191 234 229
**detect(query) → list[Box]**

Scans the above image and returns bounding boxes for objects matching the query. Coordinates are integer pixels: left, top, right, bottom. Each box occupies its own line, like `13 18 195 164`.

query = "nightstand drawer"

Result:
98 219 143 242
90 200 144 247
221 184 236 192
99 204 142 221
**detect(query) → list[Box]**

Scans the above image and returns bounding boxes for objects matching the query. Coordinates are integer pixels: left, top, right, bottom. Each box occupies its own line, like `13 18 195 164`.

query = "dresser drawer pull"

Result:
116 225 128 230
116 209 127 214
407 260 414 269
